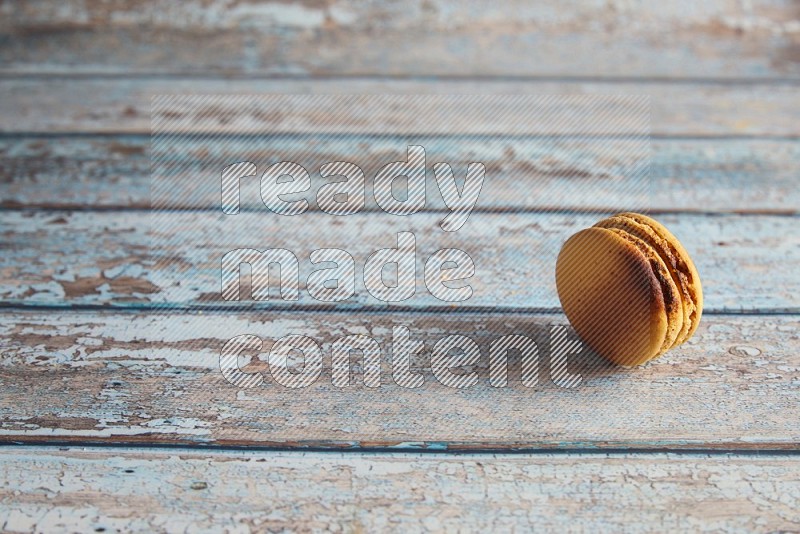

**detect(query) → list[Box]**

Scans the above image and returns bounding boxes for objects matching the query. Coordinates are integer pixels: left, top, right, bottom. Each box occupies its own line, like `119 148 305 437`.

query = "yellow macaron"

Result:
555 213 703 366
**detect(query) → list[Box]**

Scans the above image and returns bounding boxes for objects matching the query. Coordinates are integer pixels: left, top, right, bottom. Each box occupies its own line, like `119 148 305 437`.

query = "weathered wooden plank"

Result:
0 211 796 312
0 310 797 448
0 135 148 209
1 447 799 532
2 135 798 213
2 79 799 136
2 0 799 79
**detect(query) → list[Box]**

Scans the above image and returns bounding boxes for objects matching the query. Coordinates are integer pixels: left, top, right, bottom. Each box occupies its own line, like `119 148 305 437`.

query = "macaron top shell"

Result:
555 227 669 366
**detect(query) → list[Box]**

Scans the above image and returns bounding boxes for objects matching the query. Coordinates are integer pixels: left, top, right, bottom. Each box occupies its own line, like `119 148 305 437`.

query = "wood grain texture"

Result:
1 211 796 312
1 447 799 532
2 78 800 136
2 0 799 79
2 0 798 526
1 310 797 449
2 135 798 213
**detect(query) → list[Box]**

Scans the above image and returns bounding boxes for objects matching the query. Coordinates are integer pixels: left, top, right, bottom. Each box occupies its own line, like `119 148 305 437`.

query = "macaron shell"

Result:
602 227 684 355
556 227 669 366
611 213 703 344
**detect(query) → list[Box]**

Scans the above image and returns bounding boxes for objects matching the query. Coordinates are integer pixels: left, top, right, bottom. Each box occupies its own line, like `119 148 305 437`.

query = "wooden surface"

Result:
1 0 799 531
1 447 799 532
2 0 799 79
3 79 800 136
1 211 797 312
1 311 797 449
2 136 798 213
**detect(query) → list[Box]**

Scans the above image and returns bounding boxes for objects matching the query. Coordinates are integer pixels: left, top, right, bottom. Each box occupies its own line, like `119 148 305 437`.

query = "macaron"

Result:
555 213 703 366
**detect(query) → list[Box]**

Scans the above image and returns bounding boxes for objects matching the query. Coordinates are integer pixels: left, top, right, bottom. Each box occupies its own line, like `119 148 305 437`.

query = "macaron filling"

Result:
614 213 702 343
602 227 683 355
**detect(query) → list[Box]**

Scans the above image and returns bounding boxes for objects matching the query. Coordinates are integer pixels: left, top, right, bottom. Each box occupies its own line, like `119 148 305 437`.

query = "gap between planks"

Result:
1 303 799 316
3 442 800 456
5 73 800 85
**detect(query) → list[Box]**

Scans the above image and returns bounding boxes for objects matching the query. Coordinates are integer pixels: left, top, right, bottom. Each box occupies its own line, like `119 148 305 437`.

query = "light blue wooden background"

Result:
1 1 799 531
